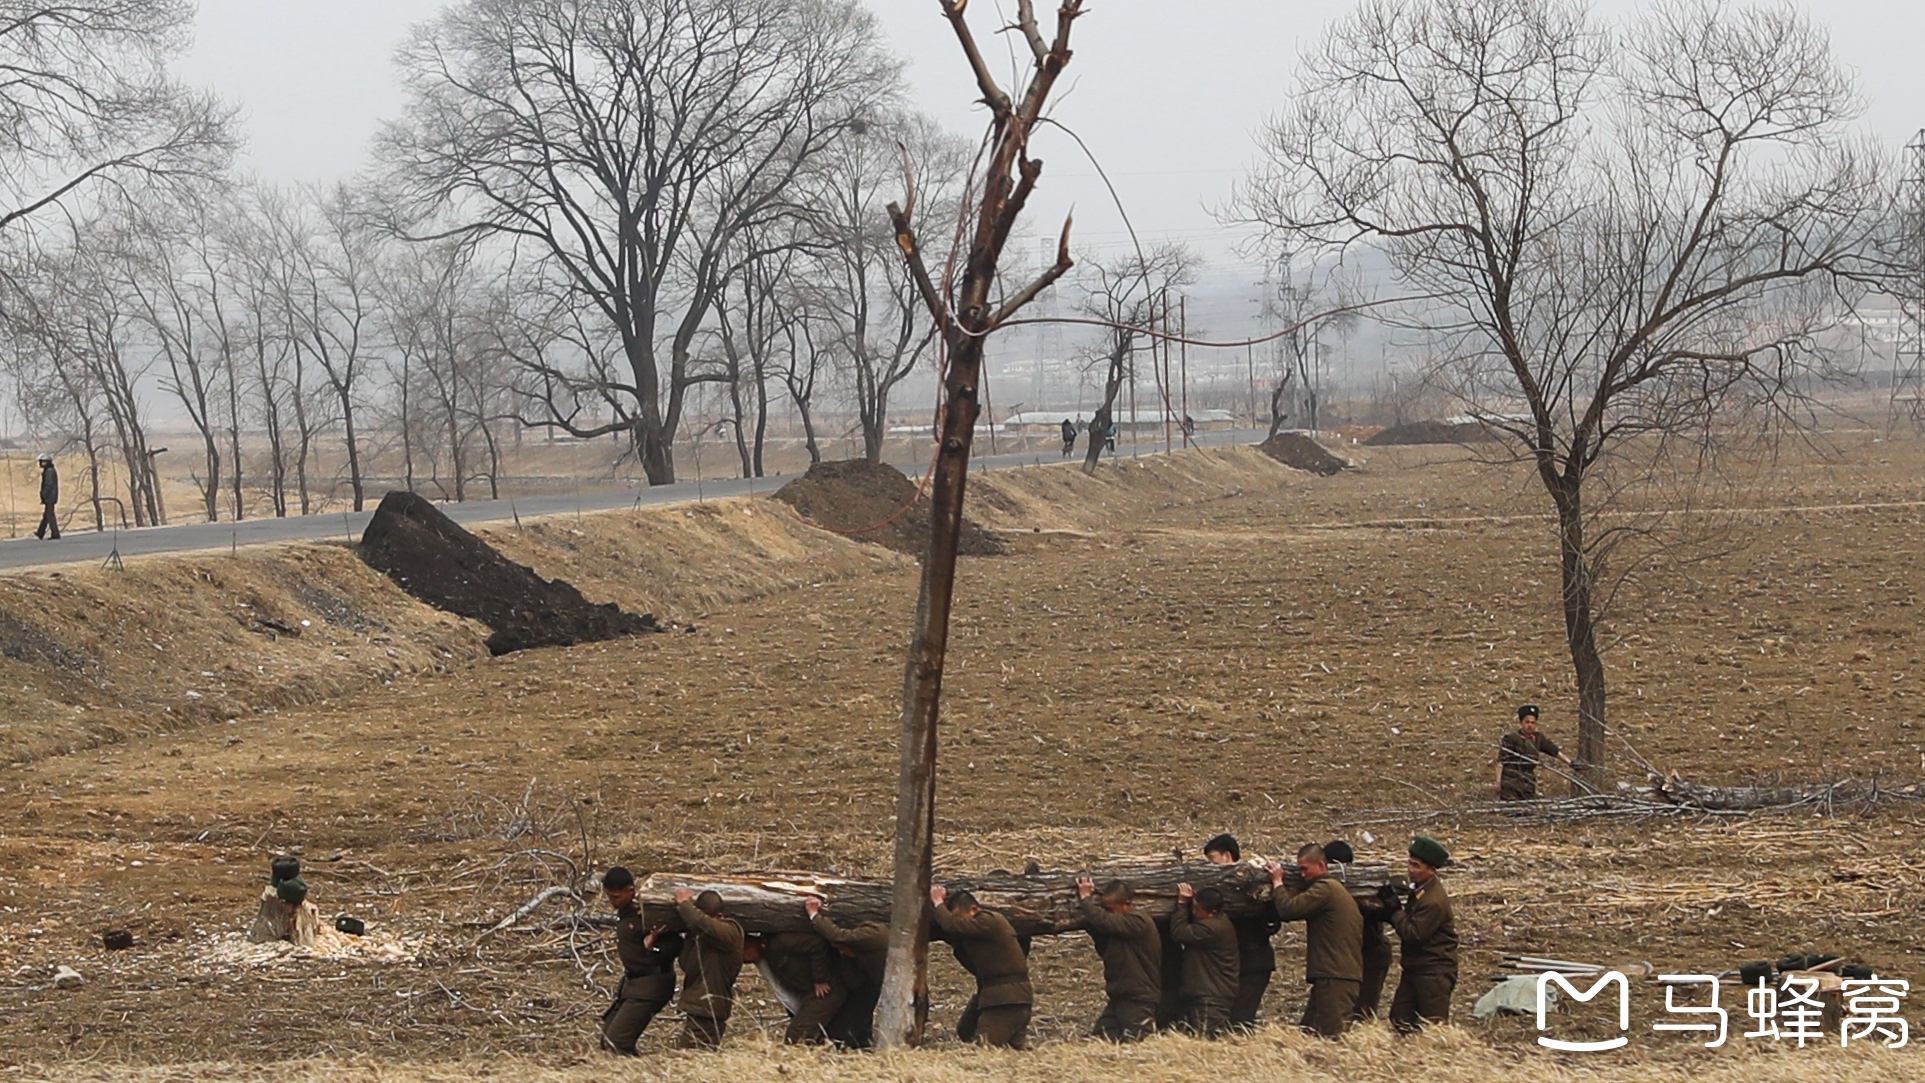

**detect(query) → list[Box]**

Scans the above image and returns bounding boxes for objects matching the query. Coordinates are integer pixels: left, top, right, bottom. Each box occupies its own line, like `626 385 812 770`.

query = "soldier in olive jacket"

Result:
805 896 889 1049
930 884 1033 1049
1074 875 1161 1042
1170 882 1239 1037
1269 843 1365 1038
1388 836 1459 1033
673 889 745 1049
597 867 682 1055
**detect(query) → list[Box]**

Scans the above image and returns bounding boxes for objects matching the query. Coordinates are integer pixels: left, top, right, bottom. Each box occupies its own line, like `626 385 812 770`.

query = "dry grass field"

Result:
2 435 1923 1077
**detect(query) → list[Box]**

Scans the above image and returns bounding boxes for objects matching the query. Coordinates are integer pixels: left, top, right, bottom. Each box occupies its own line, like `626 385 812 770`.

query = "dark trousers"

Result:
828 983 880 1049
1355 942 1394 1020
1390 970 1456 1033
1183 995 1232 1038
1301 978 1360 1038
784 986 846 1045
1231 967 1273 1027
35 504 58 539
956 994 1030 1049
600 994 669 1054
674 1013 727 1049
1090 996 1157 1042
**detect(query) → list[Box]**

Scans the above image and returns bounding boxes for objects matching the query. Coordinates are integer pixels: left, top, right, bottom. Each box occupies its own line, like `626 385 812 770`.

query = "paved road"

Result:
0 429 1271 570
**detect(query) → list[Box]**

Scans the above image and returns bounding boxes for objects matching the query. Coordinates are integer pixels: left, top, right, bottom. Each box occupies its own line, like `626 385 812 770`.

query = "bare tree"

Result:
806 111 968 461
876 0 1082 1049
1077 246 1194 474
1240 0 1890 785
0 1 233 235
378 0 900 485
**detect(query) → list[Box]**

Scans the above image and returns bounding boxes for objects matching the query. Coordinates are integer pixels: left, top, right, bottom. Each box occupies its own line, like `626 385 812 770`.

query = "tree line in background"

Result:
0 0 998 526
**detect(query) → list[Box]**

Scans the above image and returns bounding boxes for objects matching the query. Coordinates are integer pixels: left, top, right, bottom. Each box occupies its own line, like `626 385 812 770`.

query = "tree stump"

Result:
246 886 323 946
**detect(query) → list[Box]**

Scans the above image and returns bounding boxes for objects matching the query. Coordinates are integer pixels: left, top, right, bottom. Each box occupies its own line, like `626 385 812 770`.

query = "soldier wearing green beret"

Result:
1387 836 1458 1032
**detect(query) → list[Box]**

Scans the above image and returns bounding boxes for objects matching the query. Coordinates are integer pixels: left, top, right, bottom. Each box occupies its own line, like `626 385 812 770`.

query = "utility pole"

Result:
1179 295 1191 447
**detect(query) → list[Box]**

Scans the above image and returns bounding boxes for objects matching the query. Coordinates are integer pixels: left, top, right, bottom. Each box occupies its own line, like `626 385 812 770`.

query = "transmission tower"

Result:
1892 130 1925 425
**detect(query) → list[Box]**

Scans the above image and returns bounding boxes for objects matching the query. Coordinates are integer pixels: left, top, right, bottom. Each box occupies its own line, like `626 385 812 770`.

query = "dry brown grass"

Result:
17 1025 1919 1083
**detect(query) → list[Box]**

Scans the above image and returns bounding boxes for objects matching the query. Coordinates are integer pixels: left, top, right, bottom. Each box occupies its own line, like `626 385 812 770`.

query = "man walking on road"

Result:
1061 418 1077 457
34 454 59 540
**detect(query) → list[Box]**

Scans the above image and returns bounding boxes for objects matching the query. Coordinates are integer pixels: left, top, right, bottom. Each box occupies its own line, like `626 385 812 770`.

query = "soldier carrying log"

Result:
744 928 842 1044
804 895 888 1049
930 883 1034 1049
1268 843 1365 1038
1170 882 1239 1038
1073 874 1161 1042
671 888 745 1049
598 867 682 1055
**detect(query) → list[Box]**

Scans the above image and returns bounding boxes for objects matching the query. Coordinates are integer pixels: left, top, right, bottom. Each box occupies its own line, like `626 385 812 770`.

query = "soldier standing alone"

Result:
1497 704 1572 800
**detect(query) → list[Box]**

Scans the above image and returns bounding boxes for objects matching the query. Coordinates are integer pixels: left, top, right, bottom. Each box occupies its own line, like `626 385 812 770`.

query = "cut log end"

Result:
245 887 324 946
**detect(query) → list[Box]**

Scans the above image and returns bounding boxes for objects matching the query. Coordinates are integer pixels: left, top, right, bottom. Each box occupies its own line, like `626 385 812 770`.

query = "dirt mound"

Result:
1363 420 1494 445
774 459 1002 557
358 490 666 655
1257 432 1349 476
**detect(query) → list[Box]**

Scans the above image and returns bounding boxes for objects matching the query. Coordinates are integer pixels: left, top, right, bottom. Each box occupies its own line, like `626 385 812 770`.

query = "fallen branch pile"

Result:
1344 776 1925 826
630 859 1395 938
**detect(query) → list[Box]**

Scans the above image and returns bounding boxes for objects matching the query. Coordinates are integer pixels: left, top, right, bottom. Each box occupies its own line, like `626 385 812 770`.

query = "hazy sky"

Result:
178 0 1925 278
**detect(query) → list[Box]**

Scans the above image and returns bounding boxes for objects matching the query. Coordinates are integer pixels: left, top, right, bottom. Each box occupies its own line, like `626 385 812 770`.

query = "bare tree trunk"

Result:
1556 488 1606 793
874 1 1082 1048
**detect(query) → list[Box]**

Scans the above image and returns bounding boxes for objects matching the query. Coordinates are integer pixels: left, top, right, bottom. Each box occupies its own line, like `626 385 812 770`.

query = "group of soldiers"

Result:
595 833 1459 1054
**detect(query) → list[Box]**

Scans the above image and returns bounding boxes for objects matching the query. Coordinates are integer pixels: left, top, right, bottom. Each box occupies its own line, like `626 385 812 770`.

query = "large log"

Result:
635 859 1397 939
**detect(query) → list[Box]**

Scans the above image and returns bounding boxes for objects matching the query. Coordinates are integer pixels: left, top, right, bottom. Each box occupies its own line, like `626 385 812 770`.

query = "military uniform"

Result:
674 899 745 1049
758 931 844 1044
1499 728 1560 800
931 904 1033 1049
600 903 682 1054
1388 876 1458 1032
1352 898 1395 1021
1229 911 1282 1027
1169 902 1239 1037
1078 896 1161 1042
811 913 888 1048
1274 876 1365 1038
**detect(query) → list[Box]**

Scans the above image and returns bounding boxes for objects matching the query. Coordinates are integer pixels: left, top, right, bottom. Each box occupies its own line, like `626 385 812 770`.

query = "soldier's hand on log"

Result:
813 982 831 998
673 888 694 904
1177 882 1194 901
804 895 823 917
1266 862 1285 888
929 885 947 907
1376 884 1403 913
1074 875 1094 899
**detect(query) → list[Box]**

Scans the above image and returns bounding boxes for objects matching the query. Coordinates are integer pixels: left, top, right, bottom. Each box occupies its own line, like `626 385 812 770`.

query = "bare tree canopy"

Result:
376 0 901 485
1239 0 1892 783
0 0 233 234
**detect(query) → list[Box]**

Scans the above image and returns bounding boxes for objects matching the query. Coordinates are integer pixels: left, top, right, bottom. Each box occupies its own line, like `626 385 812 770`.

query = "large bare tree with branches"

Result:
876 0 1082 1049
0 1 231 236
1241 0 1890 785
377 0 899 485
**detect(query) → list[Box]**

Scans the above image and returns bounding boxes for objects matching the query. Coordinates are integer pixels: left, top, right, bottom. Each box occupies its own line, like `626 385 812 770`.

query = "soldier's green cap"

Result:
274 875 309 907
1409 836 1451 869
